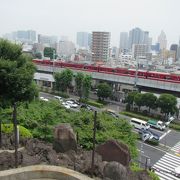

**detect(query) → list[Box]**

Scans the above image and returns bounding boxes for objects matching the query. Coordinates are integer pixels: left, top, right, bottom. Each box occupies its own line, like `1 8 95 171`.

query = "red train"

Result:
32 59 180 83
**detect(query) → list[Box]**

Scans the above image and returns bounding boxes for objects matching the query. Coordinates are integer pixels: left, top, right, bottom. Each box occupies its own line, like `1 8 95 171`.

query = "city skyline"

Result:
0 0 179 47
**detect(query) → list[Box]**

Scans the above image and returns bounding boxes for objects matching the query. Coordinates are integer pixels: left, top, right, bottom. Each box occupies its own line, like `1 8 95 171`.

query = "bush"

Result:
169 123 180 131
1 124 33 138
51 91 69 98
146 139 159 146
120 111 150 121
148 170 160 180
80 99 103 108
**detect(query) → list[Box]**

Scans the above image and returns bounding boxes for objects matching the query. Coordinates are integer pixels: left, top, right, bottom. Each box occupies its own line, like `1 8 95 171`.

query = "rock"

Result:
0 151 23 170
53 123 77 153
103 161 128 180
96 140 131 167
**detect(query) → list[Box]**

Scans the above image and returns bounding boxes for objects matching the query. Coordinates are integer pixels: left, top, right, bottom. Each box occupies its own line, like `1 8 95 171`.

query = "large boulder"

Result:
0 151 23 170
103 161 128 180
53 123 77 153
96 140 131 167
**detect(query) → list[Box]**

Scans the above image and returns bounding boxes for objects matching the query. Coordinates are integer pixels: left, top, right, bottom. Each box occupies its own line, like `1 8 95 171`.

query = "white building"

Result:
132 44 148 59
157 30 167 50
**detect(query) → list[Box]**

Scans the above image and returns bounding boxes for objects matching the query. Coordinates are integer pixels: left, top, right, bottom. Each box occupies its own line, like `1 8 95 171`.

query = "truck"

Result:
147 119 166 131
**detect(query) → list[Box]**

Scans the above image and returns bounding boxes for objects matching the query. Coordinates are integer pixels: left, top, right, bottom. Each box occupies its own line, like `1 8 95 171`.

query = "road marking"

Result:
138 141 168 153
152 152 180 180
159 130 171 140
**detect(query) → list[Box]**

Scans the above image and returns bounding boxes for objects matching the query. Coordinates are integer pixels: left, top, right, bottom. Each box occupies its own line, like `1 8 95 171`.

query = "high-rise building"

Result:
38 34 58 46
91 31 110 62
128 27 144 49
177 38 180 61
76 32 90 49
119 32 128 52
4 30 36 43
170 44 178 61
157 30 167 50
132 44 148 59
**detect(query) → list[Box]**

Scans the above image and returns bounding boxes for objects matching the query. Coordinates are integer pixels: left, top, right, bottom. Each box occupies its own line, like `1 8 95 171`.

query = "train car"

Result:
146 71 171 80
84 65 99 72
98 66 115 73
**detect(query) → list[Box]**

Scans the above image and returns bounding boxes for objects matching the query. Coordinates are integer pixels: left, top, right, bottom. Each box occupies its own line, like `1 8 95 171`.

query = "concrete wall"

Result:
0 165 93 180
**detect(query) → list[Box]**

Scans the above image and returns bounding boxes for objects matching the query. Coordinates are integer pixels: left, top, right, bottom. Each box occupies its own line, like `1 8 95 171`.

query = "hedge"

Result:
80 99 103 108
169 123 180 131
2 124 33 138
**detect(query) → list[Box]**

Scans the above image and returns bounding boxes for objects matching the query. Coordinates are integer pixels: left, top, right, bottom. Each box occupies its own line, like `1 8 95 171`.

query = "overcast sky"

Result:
0 0 179 47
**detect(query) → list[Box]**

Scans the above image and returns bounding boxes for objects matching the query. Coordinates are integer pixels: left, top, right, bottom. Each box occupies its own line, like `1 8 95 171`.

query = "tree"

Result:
82 75 92 99
34 52 42 59
97 83 112 101
157 93 177 120
0 39 38 106
54 69 73 93
75 72 84 99
44 47 56 60
142 93 157 113
125 91 138 111
134 93 144 111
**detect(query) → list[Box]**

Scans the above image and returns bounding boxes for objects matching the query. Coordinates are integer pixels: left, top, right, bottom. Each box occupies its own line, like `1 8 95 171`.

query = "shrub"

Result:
148 170 160 180
1 124 32 138
169 123 180 131
51 91 69 98
80 99 103 108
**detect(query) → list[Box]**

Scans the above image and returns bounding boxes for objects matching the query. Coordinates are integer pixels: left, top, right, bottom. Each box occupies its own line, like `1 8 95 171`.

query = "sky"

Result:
0 0 179 47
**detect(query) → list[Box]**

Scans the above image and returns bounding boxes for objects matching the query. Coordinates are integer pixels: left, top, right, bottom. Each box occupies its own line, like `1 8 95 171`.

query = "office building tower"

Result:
38 34 58 46
158 30 167 50
177 38 180 61
91 31 110 62
128 27 144 49
132 44 148 59
170 44 178 61
151 43 160 52
76 32 90 49
119 32 128 51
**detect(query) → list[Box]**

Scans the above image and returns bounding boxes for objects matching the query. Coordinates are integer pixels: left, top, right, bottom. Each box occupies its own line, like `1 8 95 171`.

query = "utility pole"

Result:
13 103 18 168
134 57 139 91
91 111 97 177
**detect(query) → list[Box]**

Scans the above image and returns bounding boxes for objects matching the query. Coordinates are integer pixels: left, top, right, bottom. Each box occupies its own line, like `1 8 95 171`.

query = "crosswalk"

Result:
152 142 180 180
171 142 180 155
153 153 180 180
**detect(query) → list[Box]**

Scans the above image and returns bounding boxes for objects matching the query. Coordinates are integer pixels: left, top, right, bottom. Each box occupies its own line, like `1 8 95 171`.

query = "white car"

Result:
62 102 71 109
54 95 63 102
66 101 78 108
40 97 49 102
174 166 180 177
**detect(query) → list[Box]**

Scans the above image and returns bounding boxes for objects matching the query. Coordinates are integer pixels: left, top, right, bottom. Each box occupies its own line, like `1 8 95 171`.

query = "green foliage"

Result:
54 69 73 92
49 91 69 98
134 93 144 111
125 91 138 110
130 163 160 180
142 93 157 112
148 171 160 180
44 47 56 60
120 111 150 121
1 124 32 138
130 162 143 172
82 75 92 99
0 39 38 106
80 99 103 108
75 72 84 98
0 99 138 159
169 123 180 131
34 52 42 59
97 83 112 100
157 94 177 119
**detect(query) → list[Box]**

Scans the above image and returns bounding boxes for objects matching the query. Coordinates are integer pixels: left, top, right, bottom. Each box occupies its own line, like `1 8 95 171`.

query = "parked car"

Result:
165 116 175 126
40 97 49 102
66 101 78 108
80 104 93 111
68 98 80 105
105 109 119 118
139 129 160 141
62 102 71 109
54 95 63 102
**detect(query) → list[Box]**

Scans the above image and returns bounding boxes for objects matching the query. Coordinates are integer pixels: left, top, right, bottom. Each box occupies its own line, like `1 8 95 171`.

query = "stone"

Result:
96 140 131 167
53 123 77 153
103 161 128 180
0 151 23 170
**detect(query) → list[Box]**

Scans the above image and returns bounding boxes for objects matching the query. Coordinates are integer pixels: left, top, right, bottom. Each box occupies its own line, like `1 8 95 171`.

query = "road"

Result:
40 92 180 168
